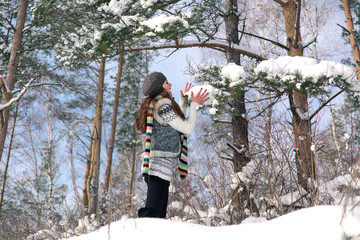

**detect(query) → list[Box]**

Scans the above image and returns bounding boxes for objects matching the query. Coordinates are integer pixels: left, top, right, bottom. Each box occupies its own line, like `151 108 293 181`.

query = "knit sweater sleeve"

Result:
179 96 187 114
154 98 199 135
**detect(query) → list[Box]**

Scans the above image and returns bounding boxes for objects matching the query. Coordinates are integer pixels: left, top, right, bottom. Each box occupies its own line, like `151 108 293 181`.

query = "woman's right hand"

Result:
191 88 209 105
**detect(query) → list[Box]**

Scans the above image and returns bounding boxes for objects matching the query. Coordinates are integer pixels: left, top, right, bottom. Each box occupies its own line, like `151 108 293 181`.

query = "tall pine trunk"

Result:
103 53 124 206
83 57 106 216
0 105 18 212
278 0 316 195
0 0 28 162
225 0 258 222
128 131 136 210
341 0 360 80
225 0 250 174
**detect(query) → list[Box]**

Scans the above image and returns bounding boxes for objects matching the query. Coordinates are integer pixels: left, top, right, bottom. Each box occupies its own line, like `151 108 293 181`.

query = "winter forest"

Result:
1 0 360 239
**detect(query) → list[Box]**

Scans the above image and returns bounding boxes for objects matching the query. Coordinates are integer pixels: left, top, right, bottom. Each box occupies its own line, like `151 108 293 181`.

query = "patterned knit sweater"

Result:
145 97 199 181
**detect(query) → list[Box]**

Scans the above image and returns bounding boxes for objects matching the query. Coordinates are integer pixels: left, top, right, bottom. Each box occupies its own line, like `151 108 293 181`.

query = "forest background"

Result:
0 0 360 239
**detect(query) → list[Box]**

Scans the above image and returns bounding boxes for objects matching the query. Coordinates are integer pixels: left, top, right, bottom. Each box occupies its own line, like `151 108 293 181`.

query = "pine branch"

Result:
11 83 61 95
127 39 265 61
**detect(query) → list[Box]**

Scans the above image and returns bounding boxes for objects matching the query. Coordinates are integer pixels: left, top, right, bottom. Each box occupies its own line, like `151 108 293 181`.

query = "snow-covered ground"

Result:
63 205 360 240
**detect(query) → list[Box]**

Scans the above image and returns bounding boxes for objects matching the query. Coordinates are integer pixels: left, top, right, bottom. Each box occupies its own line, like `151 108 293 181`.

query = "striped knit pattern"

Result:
178 133 188 179
141 95 162 175
141 95 189 180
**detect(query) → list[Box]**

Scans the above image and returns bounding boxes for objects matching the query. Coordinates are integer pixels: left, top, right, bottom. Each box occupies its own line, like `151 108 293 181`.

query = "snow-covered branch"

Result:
127 39 265 61
0 78 36 111
226 142 246 155
273 0 288 7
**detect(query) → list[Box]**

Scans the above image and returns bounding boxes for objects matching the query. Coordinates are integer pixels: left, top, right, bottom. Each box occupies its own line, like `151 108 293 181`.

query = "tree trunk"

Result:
103 54 124 202
342 0 360 80
225 0 259 222
327 94 342 174
0 105 18 212
68 132 81 203
82 135 93 213
128 142 136 210
279 0 316 194
224 0 250 172
0 0 28 162
83 57 106 216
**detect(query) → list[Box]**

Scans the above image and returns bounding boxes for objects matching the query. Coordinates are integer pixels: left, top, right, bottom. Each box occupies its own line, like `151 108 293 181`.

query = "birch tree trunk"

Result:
277 0 316 195
0 0 28 162
341 0 360 80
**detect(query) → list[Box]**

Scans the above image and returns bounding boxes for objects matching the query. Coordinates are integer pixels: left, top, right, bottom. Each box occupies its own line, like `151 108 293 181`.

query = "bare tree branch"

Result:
309 89 345 120
302 38 316 50
337 23 351 34
238 30 289 50
250 96 281 121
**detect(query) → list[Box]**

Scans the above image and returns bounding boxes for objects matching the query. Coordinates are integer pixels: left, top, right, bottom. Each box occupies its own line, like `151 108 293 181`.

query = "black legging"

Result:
138 175 170 218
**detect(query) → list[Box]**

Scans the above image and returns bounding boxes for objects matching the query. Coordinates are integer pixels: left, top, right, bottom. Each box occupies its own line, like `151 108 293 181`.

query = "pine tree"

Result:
110 51 153 218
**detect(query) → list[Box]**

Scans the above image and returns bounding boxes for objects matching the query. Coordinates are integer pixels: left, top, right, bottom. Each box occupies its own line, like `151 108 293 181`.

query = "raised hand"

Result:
180 82 192 98
191 88 210 105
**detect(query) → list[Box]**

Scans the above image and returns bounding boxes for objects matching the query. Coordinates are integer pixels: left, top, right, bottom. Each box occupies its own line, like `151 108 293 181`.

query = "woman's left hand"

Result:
180 82 192 98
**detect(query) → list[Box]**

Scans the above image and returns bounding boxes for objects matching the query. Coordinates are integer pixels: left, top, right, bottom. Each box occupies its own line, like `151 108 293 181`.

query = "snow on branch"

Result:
127 39 265 61
0 77 36 111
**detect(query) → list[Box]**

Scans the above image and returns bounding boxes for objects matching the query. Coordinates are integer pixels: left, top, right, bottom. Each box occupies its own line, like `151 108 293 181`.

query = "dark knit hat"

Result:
142 72 167 97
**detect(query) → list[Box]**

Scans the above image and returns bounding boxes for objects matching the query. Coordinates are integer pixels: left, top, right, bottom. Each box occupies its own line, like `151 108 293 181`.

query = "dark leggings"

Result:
138 175 170 218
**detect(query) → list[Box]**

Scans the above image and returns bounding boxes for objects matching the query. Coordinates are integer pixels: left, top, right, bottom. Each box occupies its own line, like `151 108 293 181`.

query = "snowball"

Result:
184 83 215 106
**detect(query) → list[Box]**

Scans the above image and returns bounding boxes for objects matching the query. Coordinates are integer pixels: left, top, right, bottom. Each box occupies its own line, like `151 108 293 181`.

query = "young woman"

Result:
135 72 209 218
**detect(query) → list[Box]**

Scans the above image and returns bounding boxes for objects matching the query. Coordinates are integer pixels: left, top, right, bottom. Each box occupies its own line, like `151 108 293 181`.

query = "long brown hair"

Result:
135 88 186 134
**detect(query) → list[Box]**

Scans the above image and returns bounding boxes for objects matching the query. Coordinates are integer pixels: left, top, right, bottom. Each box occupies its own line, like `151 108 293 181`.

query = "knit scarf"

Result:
141 95 188 180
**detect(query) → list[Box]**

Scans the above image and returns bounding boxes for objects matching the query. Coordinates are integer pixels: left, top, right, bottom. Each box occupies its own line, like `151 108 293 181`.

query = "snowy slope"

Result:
64 205 360 240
